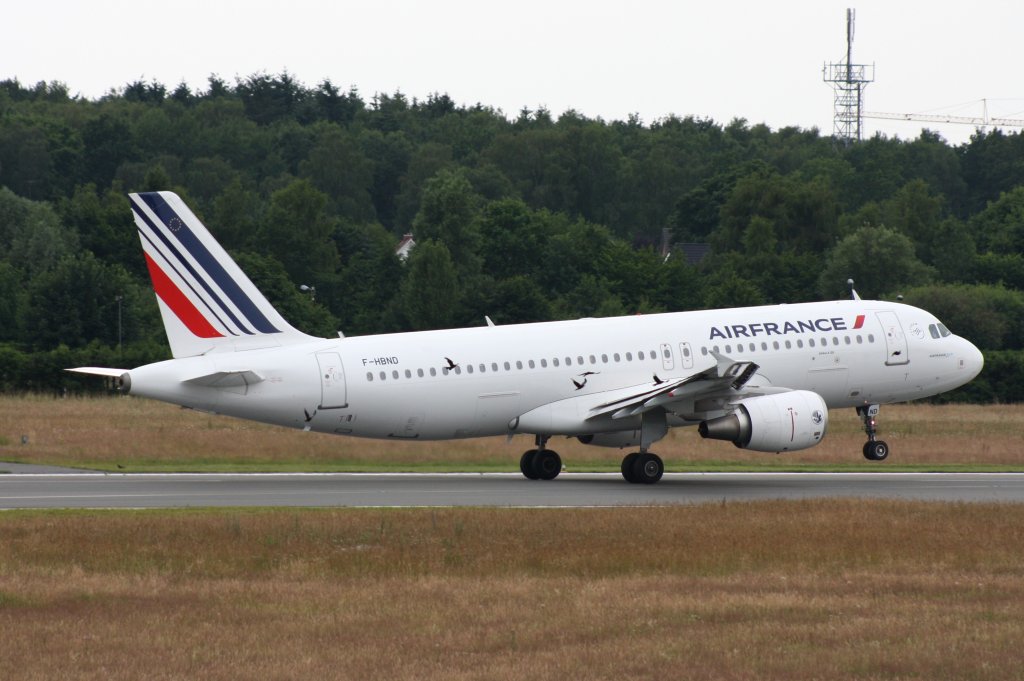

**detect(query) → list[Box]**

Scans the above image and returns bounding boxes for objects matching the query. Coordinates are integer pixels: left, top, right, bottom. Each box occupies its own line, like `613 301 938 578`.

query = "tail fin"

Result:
130 191 318 358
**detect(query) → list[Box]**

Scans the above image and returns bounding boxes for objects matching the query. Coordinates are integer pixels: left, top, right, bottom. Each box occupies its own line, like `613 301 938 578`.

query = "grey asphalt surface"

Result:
2 467 1024 509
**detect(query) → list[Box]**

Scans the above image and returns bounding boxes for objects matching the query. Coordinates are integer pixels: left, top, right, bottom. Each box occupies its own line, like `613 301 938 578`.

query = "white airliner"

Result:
72 192 984 484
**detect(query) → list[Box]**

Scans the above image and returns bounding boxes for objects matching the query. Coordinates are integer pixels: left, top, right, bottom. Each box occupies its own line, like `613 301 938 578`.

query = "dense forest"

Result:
2 73 1024 401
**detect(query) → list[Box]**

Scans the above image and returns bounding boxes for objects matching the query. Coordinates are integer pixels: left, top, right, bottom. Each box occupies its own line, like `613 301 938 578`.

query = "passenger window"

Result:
392 370 399 379
528 360 536 369
868 334 875 343
725 345 732 353
601 354 608 363
467 365 474 374
577 356 585 364
785 341 792 349
626 352 633 361
856 335 863 344
479 364 486 373
844 336 851 345
491 363 498 372
516 361 523 370
380 371 387 380
553 358 560 367
638 351 645 360
700 347 708 356
455 367 462 375
748 343 755 352
797 340 803 348
589 355 597 364
773 341 780 350
565 357 572 366
405 369 412 378
418 368 425 377
809 339 816 347
504 362 511 371
614 353 621 362
760 342 767 351
366 372 373 381
833 337 839 346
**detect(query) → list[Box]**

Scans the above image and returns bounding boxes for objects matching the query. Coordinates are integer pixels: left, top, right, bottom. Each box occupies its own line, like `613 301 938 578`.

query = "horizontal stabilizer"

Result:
183 369 265 388
68 367 129 378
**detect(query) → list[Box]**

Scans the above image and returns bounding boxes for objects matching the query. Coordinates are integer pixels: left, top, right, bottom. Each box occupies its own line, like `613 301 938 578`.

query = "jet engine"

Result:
697 390 828 452
577 430 642 448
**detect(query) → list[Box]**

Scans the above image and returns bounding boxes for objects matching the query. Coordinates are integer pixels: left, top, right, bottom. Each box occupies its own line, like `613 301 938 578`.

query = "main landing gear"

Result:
520 435 562 480
620 408 668 484
857 404 890 461
620 451 664 485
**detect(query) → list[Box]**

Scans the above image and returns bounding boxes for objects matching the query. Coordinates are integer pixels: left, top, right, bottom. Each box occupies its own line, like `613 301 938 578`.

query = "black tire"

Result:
532 449 562 480
864 441 890 462
520 449 540 479
632 453 664 485
621 452 640 483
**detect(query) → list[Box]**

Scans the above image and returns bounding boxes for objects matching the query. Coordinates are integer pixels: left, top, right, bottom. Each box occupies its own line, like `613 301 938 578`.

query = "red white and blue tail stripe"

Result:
130 191 316 358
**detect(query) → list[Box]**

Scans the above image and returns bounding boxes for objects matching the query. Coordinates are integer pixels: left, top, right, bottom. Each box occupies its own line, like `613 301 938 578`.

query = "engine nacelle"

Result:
577 430 642 448
697 391 828 452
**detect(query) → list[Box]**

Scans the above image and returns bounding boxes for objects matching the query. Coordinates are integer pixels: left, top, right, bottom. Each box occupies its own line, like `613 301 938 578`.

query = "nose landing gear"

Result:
857 404 890 461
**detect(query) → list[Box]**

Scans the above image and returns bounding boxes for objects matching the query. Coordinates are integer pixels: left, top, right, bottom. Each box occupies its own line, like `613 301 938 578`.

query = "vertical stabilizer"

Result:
130 191 318 358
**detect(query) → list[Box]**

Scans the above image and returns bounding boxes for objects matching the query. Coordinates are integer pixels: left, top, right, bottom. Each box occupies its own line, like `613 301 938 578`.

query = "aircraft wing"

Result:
585 352 762 421
513 352 781 435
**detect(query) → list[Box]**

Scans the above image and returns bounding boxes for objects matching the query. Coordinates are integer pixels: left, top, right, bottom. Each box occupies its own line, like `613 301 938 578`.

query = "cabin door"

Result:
876 311 909 366
316 352 348 408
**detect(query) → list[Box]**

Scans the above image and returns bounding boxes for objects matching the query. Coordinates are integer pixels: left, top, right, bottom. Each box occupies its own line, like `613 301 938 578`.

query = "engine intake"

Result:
698 391 828 452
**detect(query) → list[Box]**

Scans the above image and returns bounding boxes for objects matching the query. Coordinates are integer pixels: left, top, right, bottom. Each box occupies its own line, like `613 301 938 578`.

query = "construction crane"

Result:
863 100 1024 132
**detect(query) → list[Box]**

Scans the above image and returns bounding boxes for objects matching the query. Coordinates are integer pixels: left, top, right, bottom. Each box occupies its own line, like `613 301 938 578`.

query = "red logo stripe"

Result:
853 314 865 329
144 252 223 338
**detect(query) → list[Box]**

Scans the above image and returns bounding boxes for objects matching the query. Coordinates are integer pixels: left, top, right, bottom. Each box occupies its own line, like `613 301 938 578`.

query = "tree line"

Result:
2 73 1024 401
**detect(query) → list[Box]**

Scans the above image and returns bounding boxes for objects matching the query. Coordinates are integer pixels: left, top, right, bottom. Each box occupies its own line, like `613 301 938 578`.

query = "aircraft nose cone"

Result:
963 340 984 381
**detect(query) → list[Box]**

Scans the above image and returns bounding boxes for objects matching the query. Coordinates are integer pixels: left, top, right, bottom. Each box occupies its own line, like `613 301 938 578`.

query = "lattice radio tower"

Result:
823 8 874 145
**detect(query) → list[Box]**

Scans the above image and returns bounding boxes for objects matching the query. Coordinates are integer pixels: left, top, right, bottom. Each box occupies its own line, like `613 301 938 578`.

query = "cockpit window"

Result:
928 324 940 339
937 324 952 338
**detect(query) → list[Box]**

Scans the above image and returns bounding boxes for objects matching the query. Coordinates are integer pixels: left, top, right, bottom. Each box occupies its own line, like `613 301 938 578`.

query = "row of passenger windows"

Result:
367 349 662 382
364 332 878 382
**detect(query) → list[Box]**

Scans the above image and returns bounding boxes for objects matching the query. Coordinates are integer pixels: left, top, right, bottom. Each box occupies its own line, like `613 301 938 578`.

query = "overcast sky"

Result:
5 0 1023 145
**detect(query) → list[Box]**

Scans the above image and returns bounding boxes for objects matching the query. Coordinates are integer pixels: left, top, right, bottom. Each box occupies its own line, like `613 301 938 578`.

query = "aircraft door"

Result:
679 342 694 370
316 352 348 408
876 311 909 366
659 343 674 371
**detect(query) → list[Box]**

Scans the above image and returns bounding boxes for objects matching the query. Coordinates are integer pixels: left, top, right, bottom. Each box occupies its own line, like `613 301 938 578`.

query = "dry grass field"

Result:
2 502 1023 680
0 395 1022 471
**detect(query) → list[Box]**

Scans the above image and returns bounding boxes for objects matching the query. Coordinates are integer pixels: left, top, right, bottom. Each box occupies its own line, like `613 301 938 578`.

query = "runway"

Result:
3 470 1024 509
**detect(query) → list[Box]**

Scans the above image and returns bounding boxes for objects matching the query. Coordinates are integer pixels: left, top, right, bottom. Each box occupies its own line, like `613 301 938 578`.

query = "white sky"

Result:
5 0 1024 145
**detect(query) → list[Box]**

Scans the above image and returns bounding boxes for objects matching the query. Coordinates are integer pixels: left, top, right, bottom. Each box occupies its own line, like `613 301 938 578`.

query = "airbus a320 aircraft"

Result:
72 192 984 484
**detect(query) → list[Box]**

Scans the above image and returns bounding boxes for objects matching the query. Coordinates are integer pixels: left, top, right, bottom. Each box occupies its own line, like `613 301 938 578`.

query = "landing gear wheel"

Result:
863 441 890 461
632 453 664 485
520 449 540 479
621 452 640 483
532 449 562 480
